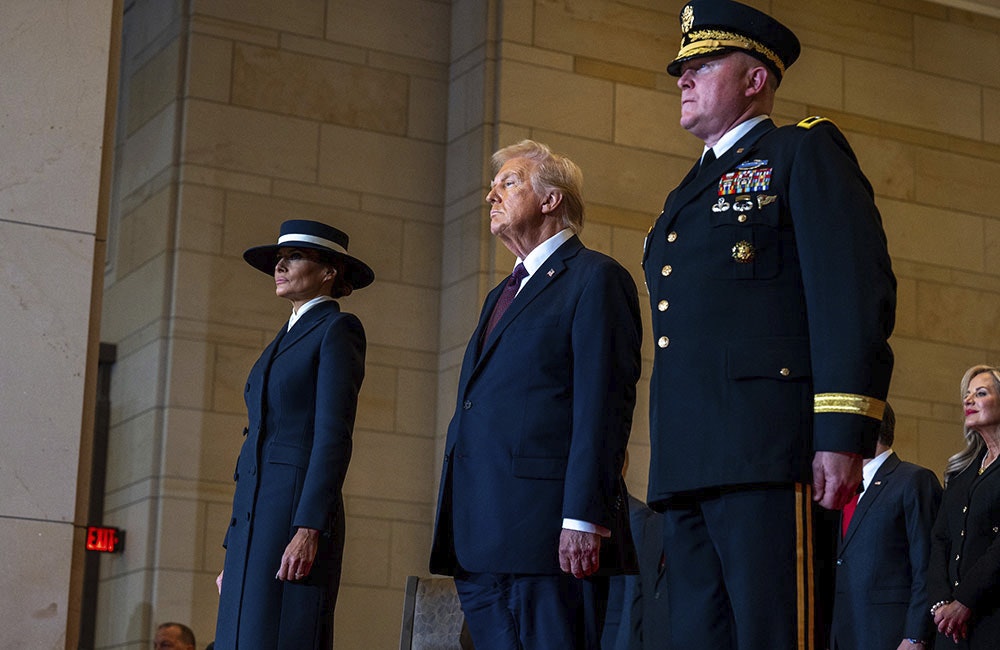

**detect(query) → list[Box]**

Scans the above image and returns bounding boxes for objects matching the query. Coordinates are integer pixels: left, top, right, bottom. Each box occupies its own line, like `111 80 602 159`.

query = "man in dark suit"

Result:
430 139 643 650
832 403 942 650
642 2 896 648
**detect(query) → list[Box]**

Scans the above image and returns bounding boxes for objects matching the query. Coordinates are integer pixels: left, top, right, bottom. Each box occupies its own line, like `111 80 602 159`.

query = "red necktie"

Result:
481 263 528 347
841 492 860 538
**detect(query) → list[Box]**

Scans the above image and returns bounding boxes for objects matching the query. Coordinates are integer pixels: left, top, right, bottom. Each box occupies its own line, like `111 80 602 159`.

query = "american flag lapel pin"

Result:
547 268 555 277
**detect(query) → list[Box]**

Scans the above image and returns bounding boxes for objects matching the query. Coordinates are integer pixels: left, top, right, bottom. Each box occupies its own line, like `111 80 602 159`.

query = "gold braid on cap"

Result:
676 29 786 75
814 393 886 420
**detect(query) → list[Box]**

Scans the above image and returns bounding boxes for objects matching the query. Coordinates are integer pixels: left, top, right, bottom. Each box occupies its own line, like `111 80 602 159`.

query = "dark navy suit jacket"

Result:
832 452 942 649
430 235 642 576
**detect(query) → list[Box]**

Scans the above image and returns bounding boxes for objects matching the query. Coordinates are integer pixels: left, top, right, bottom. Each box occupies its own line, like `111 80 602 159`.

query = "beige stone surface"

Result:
915 148 1000 217
341 517 392 586
534 0 673 72
187 33 233 103
915 15 1000 88
844 58 982 140
879 198 985 272
774 0 913 66
319 124 445 201
233 44 409 134
184 100 319 181
0 223 93 522
344 431 436 502
986 88 1000 145
326 0 450 62
194 0 325 37
497 62 614 139
0 518 74 649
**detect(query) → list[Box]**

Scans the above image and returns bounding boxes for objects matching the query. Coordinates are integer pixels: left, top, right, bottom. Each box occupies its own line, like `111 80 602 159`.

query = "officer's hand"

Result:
812 451 862 509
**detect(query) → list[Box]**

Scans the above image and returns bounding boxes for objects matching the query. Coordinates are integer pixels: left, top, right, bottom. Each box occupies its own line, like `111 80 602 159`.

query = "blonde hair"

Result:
491 139 585 233
945 364 1000 485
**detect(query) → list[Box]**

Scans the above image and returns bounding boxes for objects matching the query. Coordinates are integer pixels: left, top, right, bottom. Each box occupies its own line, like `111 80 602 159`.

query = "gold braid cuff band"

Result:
675 30 786 75
814 393 886 420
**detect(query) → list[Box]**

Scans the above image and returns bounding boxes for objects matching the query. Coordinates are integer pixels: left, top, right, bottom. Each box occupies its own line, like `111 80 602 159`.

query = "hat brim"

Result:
243 242 375 290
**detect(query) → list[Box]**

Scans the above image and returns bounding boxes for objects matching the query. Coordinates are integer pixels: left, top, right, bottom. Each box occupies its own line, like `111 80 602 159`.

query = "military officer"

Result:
642 2 896 649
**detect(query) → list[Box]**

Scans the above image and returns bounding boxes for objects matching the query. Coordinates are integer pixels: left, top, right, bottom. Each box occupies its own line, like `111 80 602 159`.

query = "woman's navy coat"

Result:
216 301 365 649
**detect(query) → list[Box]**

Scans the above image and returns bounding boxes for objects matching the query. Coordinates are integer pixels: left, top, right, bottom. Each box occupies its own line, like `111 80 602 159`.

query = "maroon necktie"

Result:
841 491 860 538
481 263 528 346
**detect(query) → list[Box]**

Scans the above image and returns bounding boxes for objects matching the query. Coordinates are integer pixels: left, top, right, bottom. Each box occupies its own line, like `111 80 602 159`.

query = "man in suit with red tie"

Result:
832 403 942 649
430 139 642 650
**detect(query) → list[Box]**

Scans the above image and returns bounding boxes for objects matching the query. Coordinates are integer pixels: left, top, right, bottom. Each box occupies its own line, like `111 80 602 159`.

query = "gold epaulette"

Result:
814 393 886 420
797 116 834 130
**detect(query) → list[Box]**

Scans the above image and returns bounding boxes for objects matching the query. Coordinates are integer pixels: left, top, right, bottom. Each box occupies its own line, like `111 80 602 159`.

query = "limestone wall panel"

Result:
844 58 982 140
232 44 409 134
194 0 325 37
498 62 614 139
915 15 1000 88
319 124 445 201
879 198 984 272
326 0 450 62
187 33 233 103
183 101 319 181
773 0 912 66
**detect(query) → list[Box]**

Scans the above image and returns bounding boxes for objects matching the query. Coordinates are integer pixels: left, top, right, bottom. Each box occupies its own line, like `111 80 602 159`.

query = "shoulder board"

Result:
797 116 835 130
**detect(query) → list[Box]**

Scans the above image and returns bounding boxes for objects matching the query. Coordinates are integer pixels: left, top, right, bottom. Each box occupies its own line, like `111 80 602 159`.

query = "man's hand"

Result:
812 450 863 509
558 529 601 579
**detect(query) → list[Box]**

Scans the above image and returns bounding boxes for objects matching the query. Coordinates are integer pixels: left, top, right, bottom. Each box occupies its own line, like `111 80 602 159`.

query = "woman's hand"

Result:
216 570 224 595
934 600 971 643
276 527 320 582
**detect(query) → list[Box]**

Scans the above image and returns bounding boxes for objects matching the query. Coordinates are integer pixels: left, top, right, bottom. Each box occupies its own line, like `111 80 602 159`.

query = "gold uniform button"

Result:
737 214 747 223
658 300 669 311
779 368 790 377
657 336 670 348
667 231 678 243
661 265 673 276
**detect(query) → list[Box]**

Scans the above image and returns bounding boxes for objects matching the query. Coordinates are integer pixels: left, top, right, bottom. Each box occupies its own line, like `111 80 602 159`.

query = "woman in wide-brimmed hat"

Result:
215 219 373 649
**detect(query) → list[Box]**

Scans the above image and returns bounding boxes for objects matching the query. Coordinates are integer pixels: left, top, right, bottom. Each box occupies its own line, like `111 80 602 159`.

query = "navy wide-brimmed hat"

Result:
666 0 800 83
243 219 375 290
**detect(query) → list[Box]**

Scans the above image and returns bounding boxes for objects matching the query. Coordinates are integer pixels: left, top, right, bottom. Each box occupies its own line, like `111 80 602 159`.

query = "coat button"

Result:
661 265 672 276
463 400 473 410
658 336 670 348
836 559 843 566
667 231 678 243
443 453 450 462
250 466 257 475
954 580 960 586
963 506 968 513
658 300 669 311
230 518 237 527
737 214 748 223
780 368 790 377
956 554 961 561
245 383 250 392
242 427 249 436
246 512 251 521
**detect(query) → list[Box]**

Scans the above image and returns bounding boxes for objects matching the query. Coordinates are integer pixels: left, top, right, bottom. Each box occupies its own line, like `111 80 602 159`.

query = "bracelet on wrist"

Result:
930 600 951 617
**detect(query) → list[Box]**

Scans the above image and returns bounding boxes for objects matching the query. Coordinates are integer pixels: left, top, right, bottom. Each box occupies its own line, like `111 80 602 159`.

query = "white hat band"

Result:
278 233 348 255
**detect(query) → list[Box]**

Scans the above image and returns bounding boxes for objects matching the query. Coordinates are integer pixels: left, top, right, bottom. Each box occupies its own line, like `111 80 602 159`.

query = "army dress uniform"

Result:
643 111 897 649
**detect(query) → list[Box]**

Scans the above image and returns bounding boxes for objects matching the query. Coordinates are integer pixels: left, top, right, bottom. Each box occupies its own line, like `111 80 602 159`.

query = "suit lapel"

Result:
274 301 339 359
471 236 583 375
842 453 900 549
